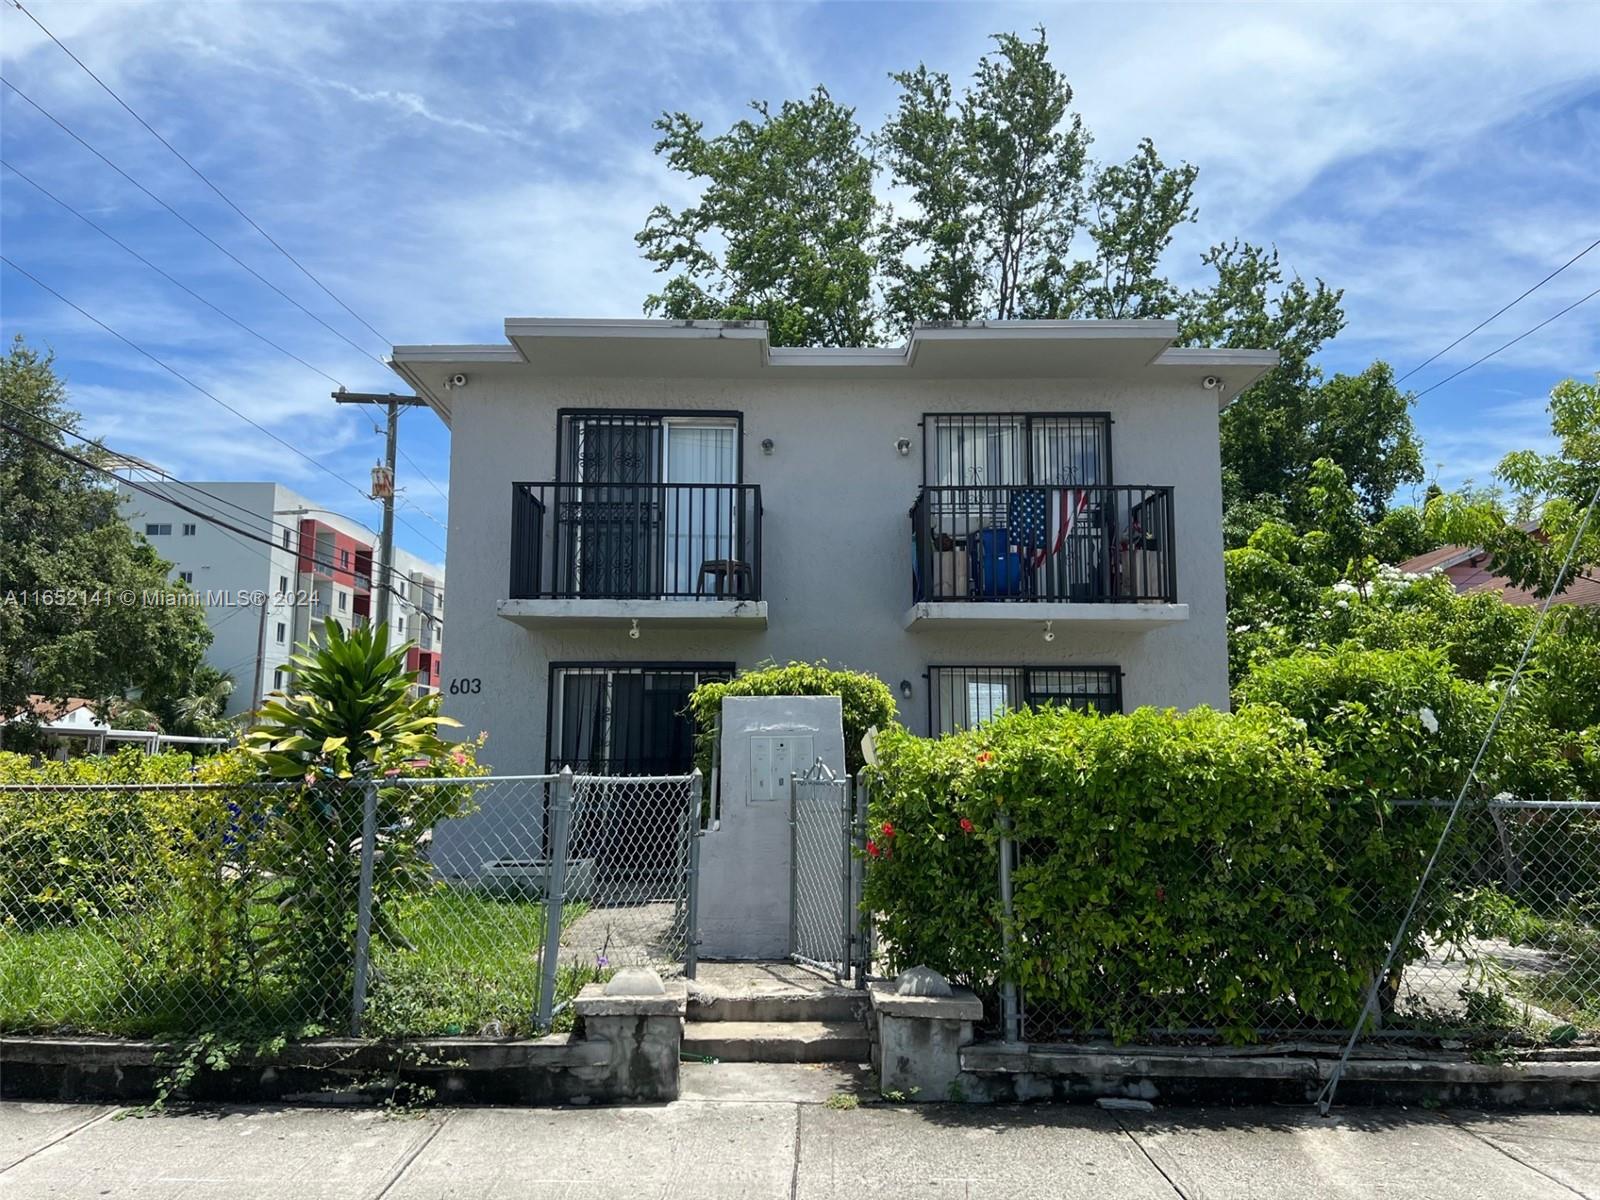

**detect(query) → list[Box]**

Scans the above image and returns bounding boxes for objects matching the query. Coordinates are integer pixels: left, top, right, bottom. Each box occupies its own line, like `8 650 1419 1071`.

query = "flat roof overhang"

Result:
389 319 1280 427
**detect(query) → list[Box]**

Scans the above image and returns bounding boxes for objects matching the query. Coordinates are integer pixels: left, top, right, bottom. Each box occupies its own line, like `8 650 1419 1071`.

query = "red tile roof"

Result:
1397 545 1600 608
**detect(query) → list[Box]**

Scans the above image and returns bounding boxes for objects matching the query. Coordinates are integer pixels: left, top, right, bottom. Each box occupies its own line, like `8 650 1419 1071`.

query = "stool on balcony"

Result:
697 558 753 598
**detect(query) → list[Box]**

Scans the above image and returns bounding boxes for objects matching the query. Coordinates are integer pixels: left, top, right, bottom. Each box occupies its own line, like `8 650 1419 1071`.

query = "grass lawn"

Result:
0 885 592 1040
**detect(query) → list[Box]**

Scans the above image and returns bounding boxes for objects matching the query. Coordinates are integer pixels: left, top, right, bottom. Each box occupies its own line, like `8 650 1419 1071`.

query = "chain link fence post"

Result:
536 767 573 1031
998 810 1021 1044
684 768 703 980
350 776 379 1037
853 772 870 991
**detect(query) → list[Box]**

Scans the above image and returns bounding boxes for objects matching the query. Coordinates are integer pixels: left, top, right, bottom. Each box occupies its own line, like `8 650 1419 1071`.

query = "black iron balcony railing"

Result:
510 481 763 601
911 484 1177 604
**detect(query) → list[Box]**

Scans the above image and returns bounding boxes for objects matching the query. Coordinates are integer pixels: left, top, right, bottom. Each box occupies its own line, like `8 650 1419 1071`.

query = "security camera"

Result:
445 373 469 390
1201 375 1222 391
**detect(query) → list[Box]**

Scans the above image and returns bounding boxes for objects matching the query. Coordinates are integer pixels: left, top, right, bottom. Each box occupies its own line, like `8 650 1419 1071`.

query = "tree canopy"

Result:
637 27 1423 532
0 335 212 745
1428 375 1600 598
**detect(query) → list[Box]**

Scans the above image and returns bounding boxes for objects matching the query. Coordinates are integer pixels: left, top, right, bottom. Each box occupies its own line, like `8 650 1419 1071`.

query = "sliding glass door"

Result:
662 421 738 597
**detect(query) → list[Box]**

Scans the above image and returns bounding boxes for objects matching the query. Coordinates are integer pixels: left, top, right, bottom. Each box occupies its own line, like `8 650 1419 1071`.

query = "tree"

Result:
877 29 1196 331
1428 376 1600 598
0 335 212 745
1051 137 1197 320
1181 242 1422 539
141 663 236 738
637 28 1422 541
635 88 881 347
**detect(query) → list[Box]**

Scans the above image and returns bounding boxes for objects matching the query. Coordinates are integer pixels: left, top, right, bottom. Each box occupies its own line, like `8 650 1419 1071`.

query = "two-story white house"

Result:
389 319 1276 775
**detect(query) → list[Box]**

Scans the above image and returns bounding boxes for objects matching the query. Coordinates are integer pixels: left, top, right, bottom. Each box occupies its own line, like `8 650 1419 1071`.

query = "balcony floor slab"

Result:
498 598 768 629
903 601 1188 631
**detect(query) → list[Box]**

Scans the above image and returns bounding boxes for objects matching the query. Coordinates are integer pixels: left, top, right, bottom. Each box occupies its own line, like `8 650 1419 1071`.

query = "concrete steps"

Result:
687 988 867 1025
683 965 871 1064
682 1019 871 1064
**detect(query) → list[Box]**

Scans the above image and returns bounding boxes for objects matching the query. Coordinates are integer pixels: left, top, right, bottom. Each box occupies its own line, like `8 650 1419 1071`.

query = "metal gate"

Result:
789 761 860 982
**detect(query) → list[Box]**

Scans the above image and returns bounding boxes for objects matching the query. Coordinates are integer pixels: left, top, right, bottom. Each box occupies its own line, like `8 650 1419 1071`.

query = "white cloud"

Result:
2 0 1596 540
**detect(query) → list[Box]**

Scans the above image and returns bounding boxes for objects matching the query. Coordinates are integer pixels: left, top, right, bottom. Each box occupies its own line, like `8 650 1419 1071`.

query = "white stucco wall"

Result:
697 695 847 959
431 368 1231 775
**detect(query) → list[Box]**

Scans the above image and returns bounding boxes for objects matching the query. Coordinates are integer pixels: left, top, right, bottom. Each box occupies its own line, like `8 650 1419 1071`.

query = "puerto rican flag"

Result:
1037 488 1089 566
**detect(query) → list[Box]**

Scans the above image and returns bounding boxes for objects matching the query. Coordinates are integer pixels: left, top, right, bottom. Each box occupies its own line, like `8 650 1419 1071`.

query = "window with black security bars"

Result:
922 413 1111 488
928 666 1124 736
545 663 734 776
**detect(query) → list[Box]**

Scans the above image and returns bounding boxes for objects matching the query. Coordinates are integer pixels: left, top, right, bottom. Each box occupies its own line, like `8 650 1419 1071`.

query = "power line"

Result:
2 256 376 509
8 0 391 349
1 158 346 389
0 394 432 593
1 255 445 556
1317 470 1600 1114
1411 285 1600 401
398 492 450 534
1399 236 1600 383
0 76 388 370
396 443 450 508
1 418 442 629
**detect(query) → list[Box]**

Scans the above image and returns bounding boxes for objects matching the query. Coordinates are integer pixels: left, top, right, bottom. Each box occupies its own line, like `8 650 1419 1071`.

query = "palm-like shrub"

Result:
242 619 467 1020
246 617 456 778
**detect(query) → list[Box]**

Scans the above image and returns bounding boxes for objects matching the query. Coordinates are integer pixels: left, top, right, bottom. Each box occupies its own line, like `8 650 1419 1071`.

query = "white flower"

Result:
1234 624 1252 633
1331 581 1358 595
1335 599 1349 609
1418 707 1439 735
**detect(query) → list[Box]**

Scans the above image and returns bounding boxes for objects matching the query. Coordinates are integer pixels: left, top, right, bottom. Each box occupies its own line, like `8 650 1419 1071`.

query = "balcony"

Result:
906 484 1188 630
499 481 766 629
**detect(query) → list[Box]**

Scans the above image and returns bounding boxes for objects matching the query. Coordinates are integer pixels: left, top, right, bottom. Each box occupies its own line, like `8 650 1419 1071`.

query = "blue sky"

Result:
2 0 1597 564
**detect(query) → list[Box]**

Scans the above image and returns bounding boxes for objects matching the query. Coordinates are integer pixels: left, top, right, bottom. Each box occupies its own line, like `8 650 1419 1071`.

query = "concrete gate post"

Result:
869 966 983 1101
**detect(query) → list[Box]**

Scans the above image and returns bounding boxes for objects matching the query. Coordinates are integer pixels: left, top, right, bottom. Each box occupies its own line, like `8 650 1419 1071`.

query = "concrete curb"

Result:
957 1043 1600 1109
0 1035 617 1106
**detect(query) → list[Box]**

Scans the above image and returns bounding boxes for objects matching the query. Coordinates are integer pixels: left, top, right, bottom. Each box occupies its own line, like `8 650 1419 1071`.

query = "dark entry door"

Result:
566 417 661 598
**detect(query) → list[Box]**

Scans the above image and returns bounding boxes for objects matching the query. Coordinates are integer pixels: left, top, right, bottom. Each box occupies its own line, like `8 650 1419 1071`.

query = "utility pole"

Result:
332 391 425 638
250 593 269 713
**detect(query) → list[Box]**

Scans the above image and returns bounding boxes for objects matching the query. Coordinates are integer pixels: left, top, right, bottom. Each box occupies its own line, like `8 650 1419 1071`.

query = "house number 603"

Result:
448 678 482 695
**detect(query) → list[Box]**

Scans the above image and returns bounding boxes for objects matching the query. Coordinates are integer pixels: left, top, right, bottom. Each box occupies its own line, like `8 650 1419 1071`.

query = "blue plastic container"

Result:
974 528 1024 597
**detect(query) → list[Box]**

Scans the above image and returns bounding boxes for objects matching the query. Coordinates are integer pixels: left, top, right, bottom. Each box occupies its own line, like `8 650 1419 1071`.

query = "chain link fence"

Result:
986 797 1599 1045
790 766 855 981
0 771 699 1041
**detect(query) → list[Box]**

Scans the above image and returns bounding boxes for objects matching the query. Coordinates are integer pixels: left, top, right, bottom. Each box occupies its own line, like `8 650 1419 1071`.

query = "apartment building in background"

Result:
117 481 445 716
388 318 1276 776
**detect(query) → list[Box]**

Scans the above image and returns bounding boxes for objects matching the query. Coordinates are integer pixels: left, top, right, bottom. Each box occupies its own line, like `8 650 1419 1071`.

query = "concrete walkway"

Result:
2 1065 1595 1199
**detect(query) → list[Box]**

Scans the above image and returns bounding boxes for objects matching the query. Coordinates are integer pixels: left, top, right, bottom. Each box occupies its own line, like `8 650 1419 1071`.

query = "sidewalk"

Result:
2 1065 1595 1199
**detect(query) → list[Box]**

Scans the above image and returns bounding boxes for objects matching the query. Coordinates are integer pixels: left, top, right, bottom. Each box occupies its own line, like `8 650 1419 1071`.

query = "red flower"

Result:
867 839 881 858
881 821 895 839
959 817 974 834
976 751 993 764
1156 886 1167 902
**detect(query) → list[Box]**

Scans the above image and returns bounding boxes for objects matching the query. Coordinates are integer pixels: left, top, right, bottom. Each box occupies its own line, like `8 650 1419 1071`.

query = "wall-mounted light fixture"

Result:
895 437 912 457
761 438 775 455
899 679 913 699
1043 620 1055 643
629 618 641 640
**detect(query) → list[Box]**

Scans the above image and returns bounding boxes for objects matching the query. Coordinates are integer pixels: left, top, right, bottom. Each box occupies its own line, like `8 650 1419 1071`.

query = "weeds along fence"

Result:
985 797 1600 1046
0 770 700 1041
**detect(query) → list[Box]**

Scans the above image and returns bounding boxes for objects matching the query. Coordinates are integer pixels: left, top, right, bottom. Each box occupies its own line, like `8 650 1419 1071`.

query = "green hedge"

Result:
863 648 1493 1041
688 661 896 777
0 749 244 929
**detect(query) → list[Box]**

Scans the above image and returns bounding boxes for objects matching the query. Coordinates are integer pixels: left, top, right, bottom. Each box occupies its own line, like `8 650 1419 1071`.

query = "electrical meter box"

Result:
695 695 845 959
749 734 814 802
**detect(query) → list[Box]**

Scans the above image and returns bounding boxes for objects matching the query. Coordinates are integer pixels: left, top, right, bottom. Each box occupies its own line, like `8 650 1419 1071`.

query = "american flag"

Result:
1009 488 1089 567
